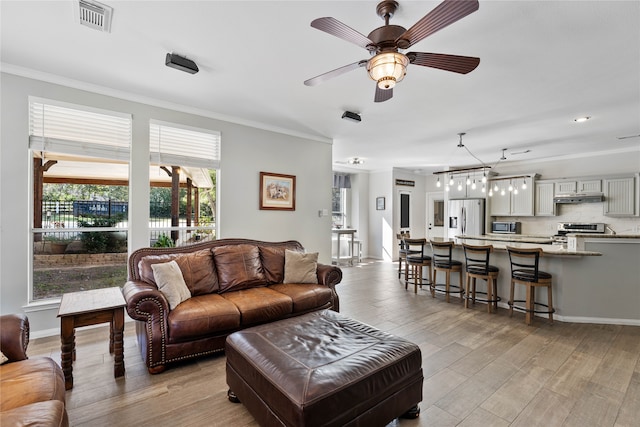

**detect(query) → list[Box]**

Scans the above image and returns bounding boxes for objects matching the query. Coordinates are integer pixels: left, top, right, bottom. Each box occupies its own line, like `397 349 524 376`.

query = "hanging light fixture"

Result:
471 179 477 190
436 176 441 187
449 176 455 186
367 52 409 90
466 175 471 186
522 179 527 190
508 182 514 192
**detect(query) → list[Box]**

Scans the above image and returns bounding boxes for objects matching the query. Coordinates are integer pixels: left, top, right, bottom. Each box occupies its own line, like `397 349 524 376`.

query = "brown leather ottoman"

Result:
225 310 423 426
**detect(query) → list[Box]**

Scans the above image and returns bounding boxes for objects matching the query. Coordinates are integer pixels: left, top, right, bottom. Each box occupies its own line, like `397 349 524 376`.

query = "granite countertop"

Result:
471 234 554 244
568 233 640 239
452 236 602 256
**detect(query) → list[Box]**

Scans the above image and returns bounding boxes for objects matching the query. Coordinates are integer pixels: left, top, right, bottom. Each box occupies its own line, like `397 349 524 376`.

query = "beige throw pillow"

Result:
151 260 192 309
0 350 8 365
283 250 318 284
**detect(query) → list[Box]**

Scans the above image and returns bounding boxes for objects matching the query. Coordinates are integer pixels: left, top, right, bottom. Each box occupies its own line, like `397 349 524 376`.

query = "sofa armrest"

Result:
316 263 342 289
0 314 29 362
122 280 170 321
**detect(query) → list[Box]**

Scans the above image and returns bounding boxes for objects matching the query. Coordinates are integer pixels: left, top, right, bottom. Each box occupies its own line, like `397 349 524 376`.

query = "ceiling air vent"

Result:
75 0 113 33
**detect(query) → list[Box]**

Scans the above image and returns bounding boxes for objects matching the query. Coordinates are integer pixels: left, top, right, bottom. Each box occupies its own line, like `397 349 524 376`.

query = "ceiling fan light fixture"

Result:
367 52 408 90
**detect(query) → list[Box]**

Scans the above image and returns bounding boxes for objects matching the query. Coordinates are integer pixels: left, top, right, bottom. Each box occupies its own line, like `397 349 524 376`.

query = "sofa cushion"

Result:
138 248 219 295
268 283 333 313
212 244 267 293
283 250 318 284
167 294 241 343
0 400 67 427
151 260 192 310
0 351 7 365
221 288 292 326
259 244 302 284
0 358 65 412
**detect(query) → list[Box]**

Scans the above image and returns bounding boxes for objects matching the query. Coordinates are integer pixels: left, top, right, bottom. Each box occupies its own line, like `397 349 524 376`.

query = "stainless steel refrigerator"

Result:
448 199 485 239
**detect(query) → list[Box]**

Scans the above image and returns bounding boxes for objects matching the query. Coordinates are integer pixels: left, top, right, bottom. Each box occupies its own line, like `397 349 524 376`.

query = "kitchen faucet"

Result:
605 225 617 235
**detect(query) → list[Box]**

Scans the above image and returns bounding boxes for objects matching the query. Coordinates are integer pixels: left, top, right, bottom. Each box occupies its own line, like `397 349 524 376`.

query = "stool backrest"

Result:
463 244 493 273
506 246 543 282
403 238 427 257
397 232 411 250
430 241 454 265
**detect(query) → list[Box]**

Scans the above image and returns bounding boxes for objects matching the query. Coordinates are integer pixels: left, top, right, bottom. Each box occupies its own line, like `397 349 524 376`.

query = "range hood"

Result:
553 192 605 204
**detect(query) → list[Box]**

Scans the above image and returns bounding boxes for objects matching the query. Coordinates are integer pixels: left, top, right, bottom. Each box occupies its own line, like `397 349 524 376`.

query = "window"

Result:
149 121 219 246
29 98 131 301
332 173 351 228
332 188 347 228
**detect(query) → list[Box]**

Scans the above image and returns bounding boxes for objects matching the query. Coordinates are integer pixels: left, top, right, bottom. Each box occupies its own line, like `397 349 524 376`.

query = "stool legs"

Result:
509 280 554 325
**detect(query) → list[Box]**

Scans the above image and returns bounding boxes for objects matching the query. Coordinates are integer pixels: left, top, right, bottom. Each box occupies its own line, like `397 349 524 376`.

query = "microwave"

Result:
492 221 521 234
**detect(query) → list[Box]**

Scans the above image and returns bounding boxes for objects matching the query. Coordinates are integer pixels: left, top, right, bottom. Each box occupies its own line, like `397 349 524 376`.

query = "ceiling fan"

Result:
304 0 480 102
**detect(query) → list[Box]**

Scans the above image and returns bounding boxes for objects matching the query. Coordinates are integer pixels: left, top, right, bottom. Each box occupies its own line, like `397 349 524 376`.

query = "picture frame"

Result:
376 196 385 210
259 172 296 210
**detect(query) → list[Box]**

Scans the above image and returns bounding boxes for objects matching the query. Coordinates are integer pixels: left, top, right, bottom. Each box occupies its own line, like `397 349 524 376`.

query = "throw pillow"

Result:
283 250 318 284
151 260 192 310
0 350 8 365
212 244 267 293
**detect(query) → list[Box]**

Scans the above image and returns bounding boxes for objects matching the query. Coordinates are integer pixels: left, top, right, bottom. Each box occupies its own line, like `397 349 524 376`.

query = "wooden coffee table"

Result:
57 287 126 390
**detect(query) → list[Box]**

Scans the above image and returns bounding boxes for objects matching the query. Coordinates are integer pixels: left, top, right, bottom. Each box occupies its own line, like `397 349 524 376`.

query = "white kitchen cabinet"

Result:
535 182 556 216
488 176 535 216
578 179 601 192
555 181 577 194
555 179 601 194
603 176 636 216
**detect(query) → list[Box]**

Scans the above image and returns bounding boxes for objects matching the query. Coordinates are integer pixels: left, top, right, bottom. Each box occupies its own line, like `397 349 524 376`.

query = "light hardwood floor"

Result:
28 259 640 426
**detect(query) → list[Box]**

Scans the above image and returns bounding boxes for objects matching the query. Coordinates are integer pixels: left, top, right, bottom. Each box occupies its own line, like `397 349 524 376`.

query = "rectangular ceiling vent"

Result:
75 0 113 33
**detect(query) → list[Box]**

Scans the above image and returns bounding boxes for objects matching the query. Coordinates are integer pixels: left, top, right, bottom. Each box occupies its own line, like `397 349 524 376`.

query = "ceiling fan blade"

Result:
311 17 374 49
408 52 480 74
374 86 393 103
304 60 368 86
397 0 479 49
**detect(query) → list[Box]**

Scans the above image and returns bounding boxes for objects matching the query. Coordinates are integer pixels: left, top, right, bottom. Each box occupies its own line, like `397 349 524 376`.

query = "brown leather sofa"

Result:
123 238 342 374
0 314 69 427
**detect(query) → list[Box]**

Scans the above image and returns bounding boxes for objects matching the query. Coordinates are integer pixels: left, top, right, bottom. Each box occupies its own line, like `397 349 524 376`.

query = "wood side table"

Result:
57 287 126 390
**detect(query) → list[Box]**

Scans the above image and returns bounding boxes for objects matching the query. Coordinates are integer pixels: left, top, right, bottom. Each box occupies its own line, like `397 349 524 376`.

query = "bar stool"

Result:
404 238 432 293
506 246 554 326
462 244 500 313
430 241 463 303
397 233 419 280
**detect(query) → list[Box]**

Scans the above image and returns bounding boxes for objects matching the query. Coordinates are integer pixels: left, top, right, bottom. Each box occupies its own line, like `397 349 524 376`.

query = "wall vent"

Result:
75 0 113 33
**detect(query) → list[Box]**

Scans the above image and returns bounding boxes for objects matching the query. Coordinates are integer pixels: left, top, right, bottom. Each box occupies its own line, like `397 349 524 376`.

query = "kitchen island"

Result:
446 234 640 325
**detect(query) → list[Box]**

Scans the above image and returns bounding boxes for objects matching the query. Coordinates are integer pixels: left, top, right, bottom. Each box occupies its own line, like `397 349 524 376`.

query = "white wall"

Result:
0 72 333 335
368 170 393 260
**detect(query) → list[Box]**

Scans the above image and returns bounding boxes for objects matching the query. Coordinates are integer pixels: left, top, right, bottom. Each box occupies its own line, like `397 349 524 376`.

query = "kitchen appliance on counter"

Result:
448 199 485 239
491 221 521 234
552 222 605 244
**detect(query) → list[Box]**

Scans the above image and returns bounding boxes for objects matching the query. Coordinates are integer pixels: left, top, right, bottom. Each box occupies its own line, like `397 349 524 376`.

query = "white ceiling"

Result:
2 0 639 174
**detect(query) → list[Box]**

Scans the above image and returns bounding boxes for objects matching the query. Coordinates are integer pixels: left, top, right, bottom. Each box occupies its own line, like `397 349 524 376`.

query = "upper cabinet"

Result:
535 182 556 216
555 179 602 194
603 176 637 216
488 175 535 216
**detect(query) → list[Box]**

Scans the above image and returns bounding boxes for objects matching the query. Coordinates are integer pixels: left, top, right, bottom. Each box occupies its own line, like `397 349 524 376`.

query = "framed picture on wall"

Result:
259 172 296 210
376 196 385 210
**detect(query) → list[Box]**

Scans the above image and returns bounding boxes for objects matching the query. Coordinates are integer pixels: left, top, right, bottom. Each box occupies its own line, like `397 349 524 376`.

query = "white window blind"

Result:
149 121 221 169
29 97 131 161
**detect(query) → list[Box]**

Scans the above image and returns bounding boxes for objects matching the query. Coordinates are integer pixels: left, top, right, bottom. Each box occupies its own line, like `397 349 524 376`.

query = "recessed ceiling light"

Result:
574 116 591 123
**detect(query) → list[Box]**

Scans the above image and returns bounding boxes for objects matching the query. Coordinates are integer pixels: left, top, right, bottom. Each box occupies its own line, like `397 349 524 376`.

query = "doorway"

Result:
426 192 444 240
